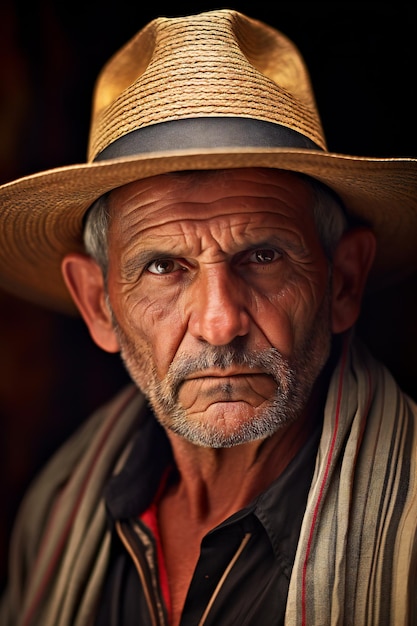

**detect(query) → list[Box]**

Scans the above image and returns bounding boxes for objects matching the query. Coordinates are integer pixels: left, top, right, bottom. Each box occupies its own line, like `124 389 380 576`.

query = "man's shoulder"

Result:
12 385 146 544
1 385 148 624
37 384 145 486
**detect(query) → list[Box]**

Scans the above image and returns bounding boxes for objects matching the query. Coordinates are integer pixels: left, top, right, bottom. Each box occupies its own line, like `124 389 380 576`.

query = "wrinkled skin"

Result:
102 168 332 446
63 167 375 453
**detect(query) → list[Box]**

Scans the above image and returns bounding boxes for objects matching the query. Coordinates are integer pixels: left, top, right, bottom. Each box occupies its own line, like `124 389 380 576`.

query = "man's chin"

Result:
158 400 291 448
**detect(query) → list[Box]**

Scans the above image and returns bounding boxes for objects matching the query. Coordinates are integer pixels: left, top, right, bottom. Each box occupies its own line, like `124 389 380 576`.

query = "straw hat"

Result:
0 9 416 314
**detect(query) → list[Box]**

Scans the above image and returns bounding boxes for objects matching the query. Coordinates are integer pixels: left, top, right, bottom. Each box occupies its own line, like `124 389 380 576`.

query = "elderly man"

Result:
0 9 416 626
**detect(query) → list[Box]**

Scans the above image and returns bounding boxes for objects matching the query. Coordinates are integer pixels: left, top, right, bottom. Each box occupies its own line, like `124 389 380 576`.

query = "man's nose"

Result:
187 264 251 345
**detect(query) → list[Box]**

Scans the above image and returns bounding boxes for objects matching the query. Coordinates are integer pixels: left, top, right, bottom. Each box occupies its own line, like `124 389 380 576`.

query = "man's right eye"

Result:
146 258 184 274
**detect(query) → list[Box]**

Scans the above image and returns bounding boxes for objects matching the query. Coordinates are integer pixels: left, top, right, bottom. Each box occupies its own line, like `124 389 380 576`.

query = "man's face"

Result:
105 168 332 447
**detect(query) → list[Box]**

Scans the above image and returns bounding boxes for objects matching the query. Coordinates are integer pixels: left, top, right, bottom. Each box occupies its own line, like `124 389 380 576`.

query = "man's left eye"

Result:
249 249 281 264
146 259 183 274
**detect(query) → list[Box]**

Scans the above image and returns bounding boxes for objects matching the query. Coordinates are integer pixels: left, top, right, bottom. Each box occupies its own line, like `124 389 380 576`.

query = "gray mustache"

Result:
164 345 293 396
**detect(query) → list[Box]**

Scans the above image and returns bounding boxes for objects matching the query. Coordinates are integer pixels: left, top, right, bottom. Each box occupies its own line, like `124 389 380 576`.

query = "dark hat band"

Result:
94 117 322 161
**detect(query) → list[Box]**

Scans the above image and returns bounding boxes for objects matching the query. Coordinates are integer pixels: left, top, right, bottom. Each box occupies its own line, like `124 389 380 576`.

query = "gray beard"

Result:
110 289 332 448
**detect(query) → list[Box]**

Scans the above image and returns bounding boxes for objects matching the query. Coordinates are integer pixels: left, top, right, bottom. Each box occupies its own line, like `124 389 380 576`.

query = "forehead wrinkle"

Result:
132 218 308 273
112 182 314 224
112 182 318 264
109 166 314 220
155 195 305 228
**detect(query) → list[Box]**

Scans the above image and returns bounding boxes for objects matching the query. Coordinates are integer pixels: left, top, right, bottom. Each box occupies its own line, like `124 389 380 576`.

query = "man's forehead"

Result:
108 167 314 214
107 168 319 254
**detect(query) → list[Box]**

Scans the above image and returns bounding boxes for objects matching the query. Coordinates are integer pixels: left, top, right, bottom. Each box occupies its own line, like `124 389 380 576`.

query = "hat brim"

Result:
1 146 416 314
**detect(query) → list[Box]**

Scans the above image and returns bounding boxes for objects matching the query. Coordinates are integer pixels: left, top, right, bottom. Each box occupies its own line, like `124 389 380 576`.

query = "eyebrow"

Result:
121 232 307 282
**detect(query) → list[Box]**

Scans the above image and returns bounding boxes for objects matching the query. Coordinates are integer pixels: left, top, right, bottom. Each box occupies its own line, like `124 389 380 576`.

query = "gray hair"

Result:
308 177 349 255
83 193 111 276
83 172 348 278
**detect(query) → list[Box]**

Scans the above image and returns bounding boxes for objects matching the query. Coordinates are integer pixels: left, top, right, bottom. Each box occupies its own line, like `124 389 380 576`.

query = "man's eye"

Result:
146 258 182 274
249 248 282 264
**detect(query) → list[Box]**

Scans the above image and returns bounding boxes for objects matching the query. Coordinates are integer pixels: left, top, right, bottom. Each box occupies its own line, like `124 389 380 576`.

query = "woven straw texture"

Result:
0 9 416 313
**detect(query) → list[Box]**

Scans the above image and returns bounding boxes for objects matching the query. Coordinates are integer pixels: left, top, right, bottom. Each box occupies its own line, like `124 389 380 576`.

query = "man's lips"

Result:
177 371 277 407
183 368 268 381
178 371 276 397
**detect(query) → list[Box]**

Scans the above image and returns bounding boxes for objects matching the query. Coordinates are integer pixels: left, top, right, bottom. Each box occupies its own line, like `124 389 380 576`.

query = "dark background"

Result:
1 1 416 592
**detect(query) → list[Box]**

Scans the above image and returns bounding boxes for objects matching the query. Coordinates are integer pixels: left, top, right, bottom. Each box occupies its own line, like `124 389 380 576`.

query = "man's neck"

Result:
157 404 320 626
164 403 316 526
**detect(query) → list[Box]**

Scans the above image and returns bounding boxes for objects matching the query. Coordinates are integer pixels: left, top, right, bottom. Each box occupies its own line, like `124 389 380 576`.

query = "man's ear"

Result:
61 253 120 353
331 228 376 334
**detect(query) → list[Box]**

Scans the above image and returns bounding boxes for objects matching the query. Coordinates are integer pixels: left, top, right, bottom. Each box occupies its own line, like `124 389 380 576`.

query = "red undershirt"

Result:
139 470 173 621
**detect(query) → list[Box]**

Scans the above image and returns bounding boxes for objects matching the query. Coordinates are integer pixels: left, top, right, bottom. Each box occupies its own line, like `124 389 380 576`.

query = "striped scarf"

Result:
1 337 416 625
286 337 417 625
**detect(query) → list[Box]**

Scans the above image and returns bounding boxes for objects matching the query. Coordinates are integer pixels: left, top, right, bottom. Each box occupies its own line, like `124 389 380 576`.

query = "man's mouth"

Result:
184 367 268 381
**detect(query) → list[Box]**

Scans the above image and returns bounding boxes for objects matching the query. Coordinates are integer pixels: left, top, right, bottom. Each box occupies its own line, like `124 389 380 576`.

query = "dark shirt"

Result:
95 412 321 625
